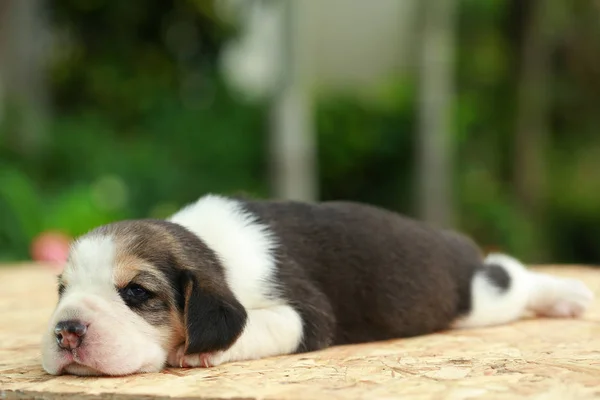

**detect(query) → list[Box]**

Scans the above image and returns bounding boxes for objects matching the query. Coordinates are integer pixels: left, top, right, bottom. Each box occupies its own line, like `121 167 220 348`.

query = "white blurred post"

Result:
0 0 49 156
269 0 317 202
416 0 458 227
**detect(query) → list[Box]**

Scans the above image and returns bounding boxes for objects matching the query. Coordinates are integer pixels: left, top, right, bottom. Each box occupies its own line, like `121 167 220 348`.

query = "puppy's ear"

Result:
181 270 247 355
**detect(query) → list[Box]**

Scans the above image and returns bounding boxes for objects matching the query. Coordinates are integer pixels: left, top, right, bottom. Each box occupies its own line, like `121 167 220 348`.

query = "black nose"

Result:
55 320 87 350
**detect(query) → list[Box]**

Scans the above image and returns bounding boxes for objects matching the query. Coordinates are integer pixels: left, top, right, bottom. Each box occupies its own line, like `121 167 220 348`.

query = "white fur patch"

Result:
452 253 532 328
62 235 116 291
211 305 304 365
169 194 279 308
453 253 594 329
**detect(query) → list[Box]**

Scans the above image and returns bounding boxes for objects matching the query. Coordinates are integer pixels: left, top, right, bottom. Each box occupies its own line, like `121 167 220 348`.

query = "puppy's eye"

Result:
119 283 151 307
58 283 66 297
126 284 147 298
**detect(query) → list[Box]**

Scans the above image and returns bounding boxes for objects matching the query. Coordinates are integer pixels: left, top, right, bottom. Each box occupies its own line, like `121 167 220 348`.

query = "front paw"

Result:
167 345 221 368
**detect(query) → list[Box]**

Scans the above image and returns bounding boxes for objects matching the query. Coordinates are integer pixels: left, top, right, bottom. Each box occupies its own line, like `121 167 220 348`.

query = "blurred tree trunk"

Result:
0 0 48 158
514 0 556 260
416 0 458 227
269 0 317 202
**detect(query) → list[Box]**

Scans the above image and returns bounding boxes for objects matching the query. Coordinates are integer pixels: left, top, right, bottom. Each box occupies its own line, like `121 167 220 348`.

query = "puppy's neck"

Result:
168 195 278 309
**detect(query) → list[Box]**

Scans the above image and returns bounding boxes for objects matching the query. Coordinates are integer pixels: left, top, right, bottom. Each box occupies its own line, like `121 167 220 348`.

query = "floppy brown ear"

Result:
181 270 247 355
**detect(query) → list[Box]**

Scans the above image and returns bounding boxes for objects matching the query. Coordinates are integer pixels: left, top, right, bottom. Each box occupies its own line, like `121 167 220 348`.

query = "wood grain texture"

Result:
1 264 599 400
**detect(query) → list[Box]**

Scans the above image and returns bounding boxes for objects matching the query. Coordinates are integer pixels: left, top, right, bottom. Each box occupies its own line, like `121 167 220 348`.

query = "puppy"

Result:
41 194 594 376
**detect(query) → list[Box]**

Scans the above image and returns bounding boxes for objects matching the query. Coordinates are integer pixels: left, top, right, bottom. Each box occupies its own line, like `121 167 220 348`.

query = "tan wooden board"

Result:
1 263 599 400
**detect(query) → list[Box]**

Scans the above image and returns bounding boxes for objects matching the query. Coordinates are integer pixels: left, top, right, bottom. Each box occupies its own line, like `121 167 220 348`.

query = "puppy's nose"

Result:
55 320 87 350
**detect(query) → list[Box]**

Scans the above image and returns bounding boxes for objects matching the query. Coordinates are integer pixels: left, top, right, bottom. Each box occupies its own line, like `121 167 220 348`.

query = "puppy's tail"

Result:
453 252 594 329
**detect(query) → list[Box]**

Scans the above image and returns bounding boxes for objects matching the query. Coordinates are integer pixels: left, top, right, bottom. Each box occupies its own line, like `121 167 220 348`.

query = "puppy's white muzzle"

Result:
42 290 167 376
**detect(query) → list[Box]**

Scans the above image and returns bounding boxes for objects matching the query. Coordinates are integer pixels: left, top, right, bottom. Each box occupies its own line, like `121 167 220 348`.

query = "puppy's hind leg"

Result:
452 253 594 329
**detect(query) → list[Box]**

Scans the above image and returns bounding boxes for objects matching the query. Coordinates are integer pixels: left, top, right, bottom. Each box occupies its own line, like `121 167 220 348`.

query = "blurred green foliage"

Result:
1 0 600 265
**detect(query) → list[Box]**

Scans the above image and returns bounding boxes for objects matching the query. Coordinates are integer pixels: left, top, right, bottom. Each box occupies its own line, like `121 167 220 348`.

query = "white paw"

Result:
530 275 594 318
166 345 223 368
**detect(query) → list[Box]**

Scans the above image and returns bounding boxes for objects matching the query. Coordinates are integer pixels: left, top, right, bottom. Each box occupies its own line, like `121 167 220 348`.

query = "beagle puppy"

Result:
41 194 594 376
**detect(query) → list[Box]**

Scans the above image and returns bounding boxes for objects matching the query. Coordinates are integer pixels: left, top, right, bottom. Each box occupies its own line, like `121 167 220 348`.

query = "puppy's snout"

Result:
55 320 87 350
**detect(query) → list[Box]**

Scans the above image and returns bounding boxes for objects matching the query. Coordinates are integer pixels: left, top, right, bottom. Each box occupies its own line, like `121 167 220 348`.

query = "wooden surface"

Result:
1 264 599 400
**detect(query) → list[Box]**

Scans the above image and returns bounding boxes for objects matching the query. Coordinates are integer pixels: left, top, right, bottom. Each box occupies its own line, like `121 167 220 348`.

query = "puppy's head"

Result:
41 220 247 376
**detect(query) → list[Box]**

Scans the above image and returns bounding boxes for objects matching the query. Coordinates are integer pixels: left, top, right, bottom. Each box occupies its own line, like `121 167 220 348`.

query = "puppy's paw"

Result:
180 353 215 368
530 275 594 318
166 345 221 368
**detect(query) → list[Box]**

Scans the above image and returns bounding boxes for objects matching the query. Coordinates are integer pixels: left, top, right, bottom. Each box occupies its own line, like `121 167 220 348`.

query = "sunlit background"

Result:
1 0 599 266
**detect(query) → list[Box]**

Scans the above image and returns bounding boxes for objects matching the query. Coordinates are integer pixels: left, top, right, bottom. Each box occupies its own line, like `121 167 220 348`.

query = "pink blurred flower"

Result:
30 231 72 273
